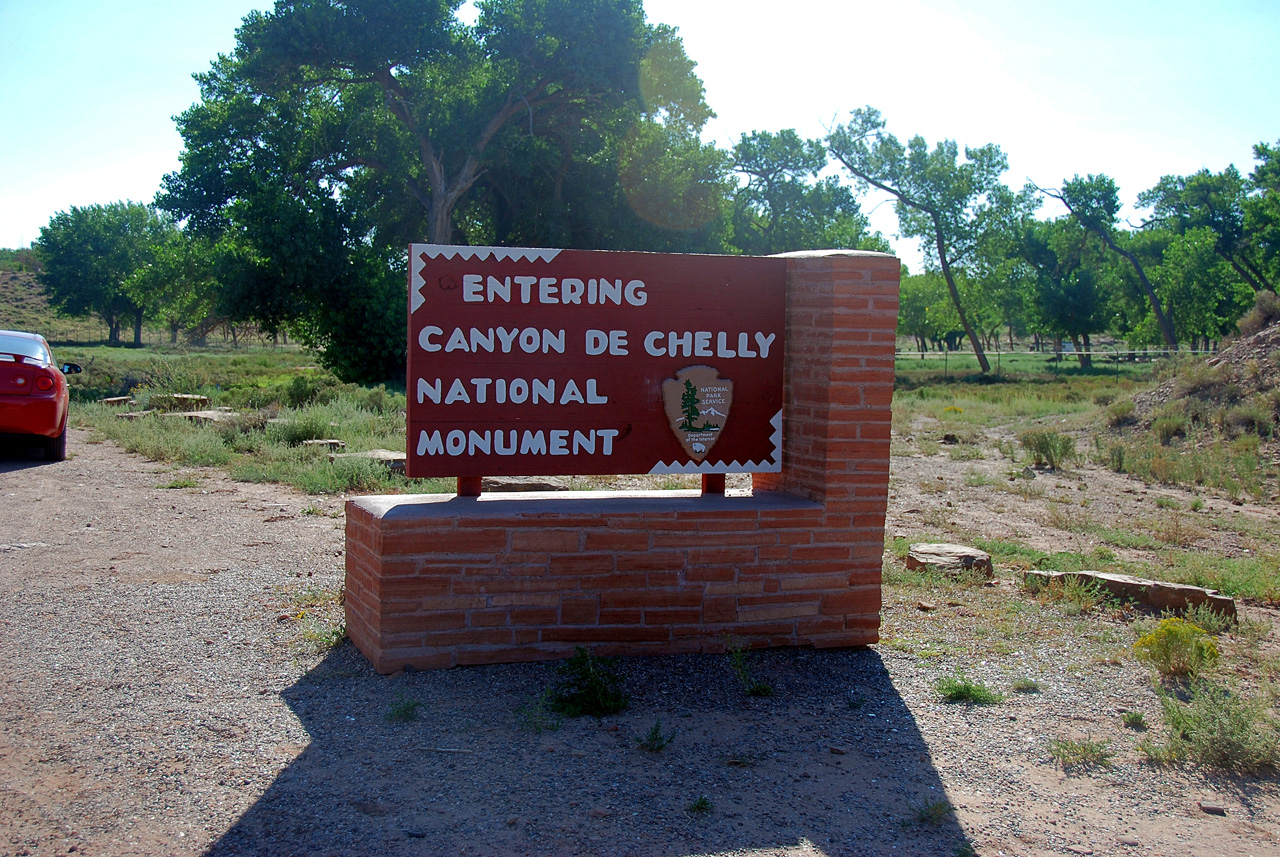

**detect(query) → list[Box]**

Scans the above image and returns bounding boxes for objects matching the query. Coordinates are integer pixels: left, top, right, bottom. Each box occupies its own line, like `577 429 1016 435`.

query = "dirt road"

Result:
1 431 1277 856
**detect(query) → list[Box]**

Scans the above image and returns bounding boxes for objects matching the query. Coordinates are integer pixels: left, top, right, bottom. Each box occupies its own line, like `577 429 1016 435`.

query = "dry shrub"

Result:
1237 290 1280 337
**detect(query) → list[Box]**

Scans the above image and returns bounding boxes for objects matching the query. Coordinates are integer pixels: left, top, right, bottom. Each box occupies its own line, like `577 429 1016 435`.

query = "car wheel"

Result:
44 426 67 462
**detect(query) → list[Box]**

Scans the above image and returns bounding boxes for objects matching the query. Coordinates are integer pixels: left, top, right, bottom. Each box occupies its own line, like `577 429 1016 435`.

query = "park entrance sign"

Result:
406 244 786 478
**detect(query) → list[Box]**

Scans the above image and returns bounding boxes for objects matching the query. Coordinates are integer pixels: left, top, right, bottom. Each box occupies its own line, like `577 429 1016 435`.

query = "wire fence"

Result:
894 348 1221 380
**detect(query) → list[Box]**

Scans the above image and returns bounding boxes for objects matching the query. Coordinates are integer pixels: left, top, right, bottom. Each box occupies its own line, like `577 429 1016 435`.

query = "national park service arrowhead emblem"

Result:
661 366 733 462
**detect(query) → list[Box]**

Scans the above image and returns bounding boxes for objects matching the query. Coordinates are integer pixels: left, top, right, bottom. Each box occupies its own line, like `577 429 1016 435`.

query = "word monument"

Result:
406 245 787 477
345 247 900 673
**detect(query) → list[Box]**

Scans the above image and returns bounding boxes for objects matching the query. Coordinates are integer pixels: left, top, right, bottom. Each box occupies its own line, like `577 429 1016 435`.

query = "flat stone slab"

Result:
97 396 134 406
330 449 405 473
148 393 210 412
905 543 994 578
161 410 230 423
303 439 347 450
116 410 156 420
1021 570 1236 619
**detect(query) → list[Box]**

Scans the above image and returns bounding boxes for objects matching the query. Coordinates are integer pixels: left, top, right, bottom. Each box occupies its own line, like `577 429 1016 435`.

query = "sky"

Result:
1 0 1278 272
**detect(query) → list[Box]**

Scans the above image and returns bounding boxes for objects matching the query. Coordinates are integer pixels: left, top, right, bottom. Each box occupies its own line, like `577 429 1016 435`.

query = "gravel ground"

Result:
1 429 1277 857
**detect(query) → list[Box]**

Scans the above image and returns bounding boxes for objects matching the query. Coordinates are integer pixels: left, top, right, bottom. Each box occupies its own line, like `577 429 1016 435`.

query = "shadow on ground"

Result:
207 646 971 857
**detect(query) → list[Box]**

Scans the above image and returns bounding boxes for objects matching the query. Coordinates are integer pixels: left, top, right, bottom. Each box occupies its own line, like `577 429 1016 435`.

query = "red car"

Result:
0 330 81 461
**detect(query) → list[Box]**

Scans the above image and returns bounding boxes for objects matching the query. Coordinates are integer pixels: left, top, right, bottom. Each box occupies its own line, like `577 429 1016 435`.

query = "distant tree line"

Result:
21 0 1280 380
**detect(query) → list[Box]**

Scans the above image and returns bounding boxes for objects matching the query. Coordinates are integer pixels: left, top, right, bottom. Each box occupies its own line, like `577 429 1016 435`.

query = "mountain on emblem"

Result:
661 366 734 462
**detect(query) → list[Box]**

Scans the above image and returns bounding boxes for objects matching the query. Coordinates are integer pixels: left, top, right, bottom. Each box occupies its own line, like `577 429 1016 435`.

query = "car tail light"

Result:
35 376 54 391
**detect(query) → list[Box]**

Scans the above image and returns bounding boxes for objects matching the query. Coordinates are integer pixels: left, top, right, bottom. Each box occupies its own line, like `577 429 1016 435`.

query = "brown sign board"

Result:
406 245 786 478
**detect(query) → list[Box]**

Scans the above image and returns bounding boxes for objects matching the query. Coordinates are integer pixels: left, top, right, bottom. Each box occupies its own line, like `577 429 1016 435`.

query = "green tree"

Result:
1245 141 1280 292
1013 218 1110 366
122 230 220 343
729 129 887 255
1139 166 1273 294
1155 226 1253 349
161 0 716 381
35 202 167 345
828 107 1024 372
1044 174 1178 350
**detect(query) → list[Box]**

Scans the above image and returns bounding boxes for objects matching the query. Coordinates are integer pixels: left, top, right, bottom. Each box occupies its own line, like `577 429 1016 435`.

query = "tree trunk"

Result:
1073 333 1093 369
133 310 143 347
1098 232 1178 350
935 234 990 372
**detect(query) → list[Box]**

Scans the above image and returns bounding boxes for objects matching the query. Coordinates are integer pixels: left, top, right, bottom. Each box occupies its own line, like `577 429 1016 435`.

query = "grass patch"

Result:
160 476 201 489
1048 736 1112 770
687 795 714 815
1019 429 1076 470
386 695 421 723
1011 677 1041 694
935 674 1003 705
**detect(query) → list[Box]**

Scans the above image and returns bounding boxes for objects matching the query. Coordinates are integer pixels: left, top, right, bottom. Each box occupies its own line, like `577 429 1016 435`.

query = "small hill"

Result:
0 271 95 337
1134 322 1280 421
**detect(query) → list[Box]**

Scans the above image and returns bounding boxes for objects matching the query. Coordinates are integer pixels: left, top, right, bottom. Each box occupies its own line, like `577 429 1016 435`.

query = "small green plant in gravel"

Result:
1018 429 1075 470
386 694 420 723
1133 617 1220 677
910 799 954 825
935 674 1003 705
547 647 628 717
1122 711 1148 730
687 795 713 815
1011 677 1041 694
1048 736 1112 770
727 639 774 697
637 717 677 752
1179 602 1235 636
1151 681 1279 773
160 476 200 489
515 689 562 734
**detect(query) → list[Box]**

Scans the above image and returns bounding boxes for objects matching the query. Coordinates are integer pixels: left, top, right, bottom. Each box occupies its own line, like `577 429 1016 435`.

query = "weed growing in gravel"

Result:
1048 736 1112 770
1011 678 1041 694
1133 618 1220 677
935 674 1003 705
296 617 346 653
1179 602 1236 636
687 795 713 815
908 799 954 826
1122 711 1148 730
1152 681 1279 773
637 718 677 752
386 695 421 723
160 476 200 489
547 647 627 717
515 689 562 734
1019 429 1076 470
727 639 774 697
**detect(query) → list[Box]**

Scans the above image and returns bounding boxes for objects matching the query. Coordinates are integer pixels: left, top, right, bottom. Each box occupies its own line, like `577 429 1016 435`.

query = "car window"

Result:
0 334 52 365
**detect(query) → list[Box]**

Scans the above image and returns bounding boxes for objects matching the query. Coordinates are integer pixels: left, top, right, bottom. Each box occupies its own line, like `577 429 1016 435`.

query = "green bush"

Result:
1151 416 1187 445
1018 429 1075 470
1133 617 1219 677
1106 399 1136 427
1223 403 1274 438
1157 681 1279 773
547 647 628 717
1238 289 1280 337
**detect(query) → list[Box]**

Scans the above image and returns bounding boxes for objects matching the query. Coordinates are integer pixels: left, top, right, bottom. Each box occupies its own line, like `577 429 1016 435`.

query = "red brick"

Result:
687 547 757 565
600 589 703 609
685 566 736 582
820 591 878 615
379 612 466 633
561 598 599 625
584 531 651 551
509 607 559 625
616 552 685 572
548 553 615 575
644 607 702 625
511 530 580 552
599 608 643 624
703 597 737 623
542 627 671 643
469 609 508 627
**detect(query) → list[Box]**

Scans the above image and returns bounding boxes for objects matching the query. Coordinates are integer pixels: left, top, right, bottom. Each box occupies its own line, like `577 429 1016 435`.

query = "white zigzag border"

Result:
410 244 562 313
647 409 782 474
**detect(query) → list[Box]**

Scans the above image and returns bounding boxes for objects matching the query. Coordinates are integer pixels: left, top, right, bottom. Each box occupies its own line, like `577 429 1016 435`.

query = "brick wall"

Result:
345 250 899 672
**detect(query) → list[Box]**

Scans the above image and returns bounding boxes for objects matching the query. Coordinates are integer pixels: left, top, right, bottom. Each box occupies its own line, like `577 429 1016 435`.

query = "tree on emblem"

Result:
679 380 702 430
